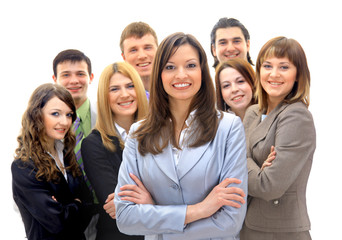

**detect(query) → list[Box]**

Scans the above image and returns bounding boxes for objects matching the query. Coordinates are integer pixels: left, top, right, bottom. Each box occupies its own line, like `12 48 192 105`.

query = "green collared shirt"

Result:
76 98 92 137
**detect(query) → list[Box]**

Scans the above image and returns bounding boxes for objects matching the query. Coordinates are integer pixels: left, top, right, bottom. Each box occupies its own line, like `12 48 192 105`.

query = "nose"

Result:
69 73 79 84
120 87 130 98
175 67 188 80
231 82 238 93
137 49 147 59
270 67 280 78
60 115 69 126
226 41 235 52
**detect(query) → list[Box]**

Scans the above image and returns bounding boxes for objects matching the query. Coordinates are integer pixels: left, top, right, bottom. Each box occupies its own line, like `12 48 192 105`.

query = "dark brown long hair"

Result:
134 32 219 156
14 83 80 182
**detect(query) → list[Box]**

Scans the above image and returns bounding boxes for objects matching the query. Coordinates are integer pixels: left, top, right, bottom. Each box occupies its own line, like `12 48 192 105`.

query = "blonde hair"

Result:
255 36 310 111
95 62 148 151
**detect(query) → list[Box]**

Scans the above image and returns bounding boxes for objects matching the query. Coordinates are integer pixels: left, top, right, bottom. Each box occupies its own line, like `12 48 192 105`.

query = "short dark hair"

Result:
53 49 92 77
210 18 253 67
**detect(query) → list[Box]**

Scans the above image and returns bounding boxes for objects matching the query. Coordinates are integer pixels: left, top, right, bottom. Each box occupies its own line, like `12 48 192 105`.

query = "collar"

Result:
115 122 128 142
76 98 90 121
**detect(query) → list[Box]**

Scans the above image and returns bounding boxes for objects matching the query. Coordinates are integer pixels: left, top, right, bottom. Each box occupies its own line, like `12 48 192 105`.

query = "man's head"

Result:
120 22 158 91
210 18 253 68
52 49 94 109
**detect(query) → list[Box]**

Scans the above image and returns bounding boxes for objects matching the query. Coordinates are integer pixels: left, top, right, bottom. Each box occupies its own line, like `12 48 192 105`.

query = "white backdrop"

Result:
1 0 341 239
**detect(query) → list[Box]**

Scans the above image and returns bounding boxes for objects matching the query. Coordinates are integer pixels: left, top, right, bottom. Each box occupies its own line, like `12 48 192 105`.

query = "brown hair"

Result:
255 36 310 111
14 83 80 182
135 32 219 156
120 22 158 53
215 58 256 111
95 62 148 151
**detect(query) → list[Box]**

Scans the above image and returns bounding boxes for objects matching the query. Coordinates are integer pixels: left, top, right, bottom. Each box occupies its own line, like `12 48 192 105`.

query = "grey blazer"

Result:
242 102 315 233
115 112 248 240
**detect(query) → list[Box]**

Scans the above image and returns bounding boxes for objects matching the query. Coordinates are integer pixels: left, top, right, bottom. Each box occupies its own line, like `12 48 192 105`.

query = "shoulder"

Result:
11 159 36 182
244 104 260 123
82 129 101 144
281 102 311 116
217 111 244 135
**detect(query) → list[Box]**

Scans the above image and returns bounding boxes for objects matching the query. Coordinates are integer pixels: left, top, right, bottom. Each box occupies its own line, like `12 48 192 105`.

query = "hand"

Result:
52 196 57 202
185 178 245 224
261 146 276 170
104 193 116 219
117 173 155 204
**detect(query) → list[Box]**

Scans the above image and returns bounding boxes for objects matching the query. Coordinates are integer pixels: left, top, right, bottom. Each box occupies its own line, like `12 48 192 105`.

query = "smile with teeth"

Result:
137 63 149 67
269 81 283 86
118 101 134 106
232 95 243 101
225 53 238 58
173 83 191 88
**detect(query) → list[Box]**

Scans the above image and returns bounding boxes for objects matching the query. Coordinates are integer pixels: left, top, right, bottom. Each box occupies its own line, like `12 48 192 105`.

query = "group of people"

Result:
11 17 316 240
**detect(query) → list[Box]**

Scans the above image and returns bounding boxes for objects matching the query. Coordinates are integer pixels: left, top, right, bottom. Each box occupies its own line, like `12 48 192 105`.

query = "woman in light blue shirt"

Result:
114 33 248 240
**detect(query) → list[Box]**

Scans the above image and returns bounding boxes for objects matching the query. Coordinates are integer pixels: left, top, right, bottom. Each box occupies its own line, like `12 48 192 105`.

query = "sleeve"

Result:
82 133 121 205
114 124 187 236
11 161 85 235
247 105 316 201
163 116 248 240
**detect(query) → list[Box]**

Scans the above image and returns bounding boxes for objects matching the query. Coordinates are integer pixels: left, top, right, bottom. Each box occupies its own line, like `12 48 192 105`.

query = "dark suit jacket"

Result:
82 129 143 240
242 102 316 234
11 158 94 240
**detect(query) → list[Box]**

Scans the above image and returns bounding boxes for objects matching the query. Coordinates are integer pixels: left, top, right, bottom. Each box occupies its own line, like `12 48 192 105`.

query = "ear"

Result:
211 44 217 57
246 40 250 52
121 52 126 60
52 75 57 83
89 73 94 84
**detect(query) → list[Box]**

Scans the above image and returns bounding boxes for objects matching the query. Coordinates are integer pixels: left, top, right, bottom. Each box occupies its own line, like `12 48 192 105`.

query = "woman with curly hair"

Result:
11 83 93 240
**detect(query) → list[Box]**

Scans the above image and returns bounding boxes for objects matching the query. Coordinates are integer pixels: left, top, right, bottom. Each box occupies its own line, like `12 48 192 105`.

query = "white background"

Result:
1 0 341 239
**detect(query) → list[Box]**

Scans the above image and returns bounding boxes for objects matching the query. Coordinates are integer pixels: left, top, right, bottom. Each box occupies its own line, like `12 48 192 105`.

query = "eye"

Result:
280 65 289 70
66 112 73 118
127 83 135 89
237 78 246 84
187 63 197 69
165 65 175 70
218 40 227 46
78 72 86 76
233 39 242 44
51 112 59 116
130 48 137 53
221 83 230 89
109 87 119 92
61 73 69 77
262 64 272 69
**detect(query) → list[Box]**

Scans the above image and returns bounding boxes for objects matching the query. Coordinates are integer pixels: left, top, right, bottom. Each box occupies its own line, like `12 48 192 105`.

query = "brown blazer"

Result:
242 102 315 233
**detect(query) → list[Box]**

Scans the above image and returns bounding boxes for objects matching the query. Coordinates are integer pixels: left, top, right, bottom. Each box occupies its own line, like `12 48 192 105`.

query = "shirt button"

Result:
171 184 179 190
273 200 279 205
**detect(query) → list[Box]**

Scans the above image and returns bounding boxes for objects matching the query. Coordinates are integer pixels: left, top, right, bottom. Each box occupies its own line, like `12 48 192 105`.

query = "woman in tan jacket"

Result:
241 36 315 240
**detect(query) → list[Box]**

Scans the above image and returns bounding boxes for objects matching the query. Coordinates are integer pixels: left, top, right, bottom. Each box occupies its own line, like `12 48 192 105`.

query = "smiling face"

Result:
42 96 73 146
108 72 138 122
161 43 202 107
212 27 250 63
219 67 253 117
122 34 158 79
53 60 93 109
260 56 297 110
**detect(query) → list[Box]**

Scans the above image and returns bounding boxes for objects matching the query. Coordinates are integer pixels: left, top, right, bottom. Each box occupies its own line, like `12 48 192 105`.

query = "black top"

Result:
11 158 94 240
82 129 143 240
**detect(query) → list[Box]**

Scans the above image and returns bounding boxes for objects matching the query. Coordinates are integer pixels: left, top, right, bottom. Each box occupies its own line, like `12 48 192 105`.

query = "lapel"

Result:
176 140 211 180
152 144 179 184
249 103 289 149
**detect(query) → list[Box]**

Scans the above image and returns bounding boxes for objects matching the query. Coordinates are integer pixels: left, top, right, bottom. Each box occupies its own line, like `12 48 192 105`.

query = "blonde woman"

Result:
81 62 148 239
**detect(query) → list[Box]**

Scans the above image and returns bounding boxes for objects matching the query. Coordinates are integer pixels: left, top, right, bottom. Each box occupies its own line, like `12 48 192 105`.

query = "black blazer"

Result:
82 129 143 240
11 158 94 240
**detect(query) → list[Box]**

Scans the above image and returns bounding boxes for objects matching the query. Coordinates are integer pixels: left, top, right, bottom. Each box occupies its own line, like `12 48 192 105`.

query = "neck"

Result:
114 115 135 133
141 75 150 92
170 100 191 141
267 97 282 115
75 97 87 110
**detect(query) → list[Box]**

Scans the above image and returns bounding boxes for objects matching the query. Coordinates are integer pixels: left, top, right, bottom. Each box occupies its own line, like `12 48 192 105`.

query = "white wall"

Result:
1 0 340 238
